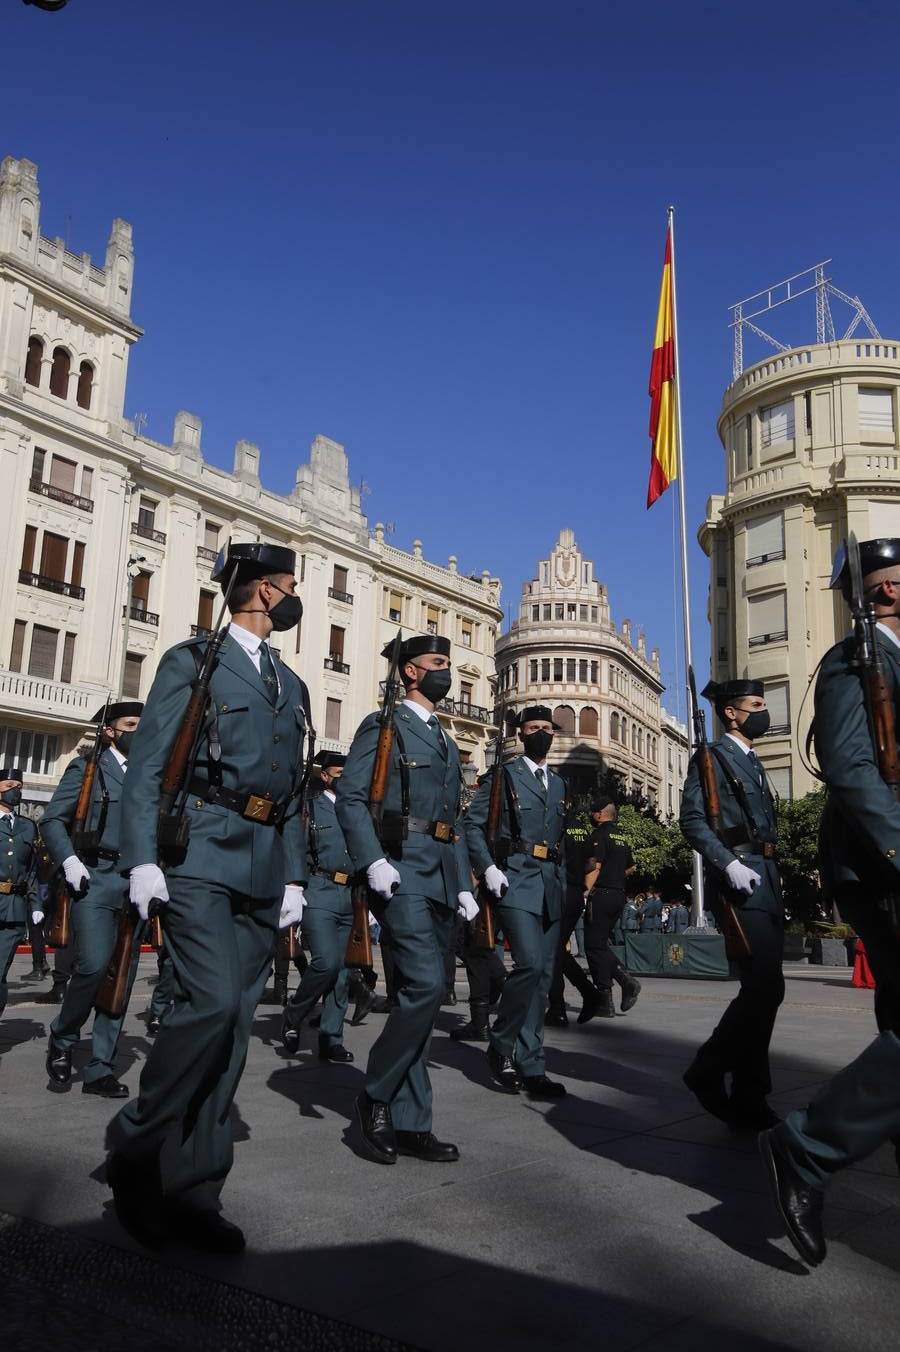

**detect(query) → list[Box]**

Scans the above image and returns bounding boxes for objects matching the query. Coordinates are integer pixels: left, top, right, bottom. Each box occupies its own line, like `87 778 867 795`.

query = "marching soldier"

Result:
465 706 567 1098
680 678 783 1130
760 538 900 1267
42 704 143 1096
105 543 309 1252
0 768 38 1020
336 634 477 1165
281 750 359 1063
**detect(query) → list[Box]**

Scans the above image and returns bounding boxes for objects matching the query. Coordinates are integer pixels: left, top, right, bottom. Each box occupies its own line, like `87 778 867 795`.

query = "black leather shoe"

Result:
146 1016 161 1038
37 984 67 1004
759 1128 826 1266
486 1044 521 1094
396 1131 460 1162
578 990 615 1023
281 1012 301 1054
318 1040 353 1063
351 983 377 1026
544 1009 569 1028
521 1074 567 1099
21 966 49 984
620 976 642 1013
170 1208 246 1255
83 1075 129 1099
730 1101 782 1131
371 996 394 1014
683 1061 730 1122
45 1038 71 1084
355 1092 397 1164
107 1152 168 1249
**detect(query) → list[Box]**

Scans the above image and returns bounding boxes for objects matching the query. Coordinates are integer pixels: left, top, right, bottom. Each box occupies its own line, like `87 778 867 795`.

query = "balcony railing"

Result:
0 669 110 724
196 546 218 563
18 570 85 601
748 630 788 648
191 625 213 638
764 723 791 737
436 697 494 725
746 550 785 568
328 587 354 604
124 604 159 626
324 657 350 674
132 522 167 545
29 478 94 512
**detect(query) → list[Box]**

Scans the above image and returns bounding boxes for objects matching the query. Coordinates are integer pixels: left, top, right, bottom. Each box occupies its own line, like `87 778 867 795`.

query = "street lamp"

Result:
119 554 146 694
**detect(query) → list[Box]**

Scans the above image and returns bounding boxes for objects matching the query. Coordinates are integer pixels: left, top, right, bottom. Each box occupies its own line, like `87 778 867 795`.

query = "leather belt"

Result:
310 866 353 886
189 777 287 825
729 839 777 860
406 816 457 844
85 846 120 863
509 838 560 863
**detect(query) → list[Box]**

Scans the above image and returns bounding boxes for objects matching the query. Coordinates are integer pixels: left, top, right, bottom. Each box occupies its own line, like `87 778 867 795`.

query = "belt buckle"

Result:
0 880 12 894
333 871 350 885
244 794 274 823
533 844 549 860
433 822 453 842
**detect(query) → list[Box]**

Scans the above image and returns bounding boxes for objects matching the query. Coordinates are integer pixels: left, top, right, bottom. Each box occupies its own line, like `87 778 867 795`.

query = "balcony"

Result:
324 656 350 674
29 478 94 513
748 630 788 649
191 625 213 638
0 668 109 725
132 522 167 545
746 550 785 569
328 587 354 604
436 697 494 725
196 546 218 563
18 570 85 601
123 604 159 626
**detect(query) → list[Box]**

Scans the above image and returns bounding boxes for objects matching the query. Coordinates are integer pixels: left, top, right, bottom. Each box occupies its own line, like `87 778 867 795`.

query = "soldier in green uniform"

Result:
760 538 900 1267
465 706 567 1098
105 543 309 1253
281 750 357 1063
336 635 476 1165
0 768 38 1020
679 678 783 1130
41 703 143 1096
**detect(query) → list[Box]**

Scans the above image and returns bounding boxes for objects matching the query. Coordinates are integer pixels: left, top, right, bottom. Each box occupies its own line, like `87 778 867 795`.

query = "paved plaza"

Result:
1 952 897 1351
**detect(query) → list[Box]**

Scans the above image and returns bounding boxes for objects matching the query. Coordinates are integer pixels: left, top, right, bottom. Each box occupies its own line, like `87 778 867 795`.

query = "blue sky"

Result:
6 1 898 719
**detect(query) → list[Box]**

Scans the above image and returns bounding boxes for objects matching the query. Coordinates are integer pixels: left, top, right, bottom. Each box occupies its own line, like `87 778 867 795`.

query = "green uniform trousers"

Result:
490 905 559 1078
285 907 351 1046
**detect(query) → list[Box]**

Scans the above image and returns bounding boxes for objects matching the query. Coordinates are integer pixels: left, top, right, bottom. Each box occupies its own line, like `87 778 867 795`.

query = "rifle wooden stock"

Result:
346 882 374 967
95 897 141 1017
694 742 751 961
46 872 72 948
149 910 164 950
278 922 297 963
471 885 496 950
473 762 506 950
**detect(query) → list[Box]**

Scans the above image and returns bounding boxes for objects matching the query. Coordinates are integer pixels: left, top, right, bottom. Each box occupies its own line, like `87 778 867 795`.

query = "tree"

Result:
776 788 827 929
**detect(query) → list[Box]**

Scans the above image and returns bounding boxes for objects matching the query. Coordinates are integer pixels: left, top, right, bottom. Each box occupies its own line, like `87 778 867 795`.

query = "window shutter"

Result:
858 387 893 430
748 592 787 644
745 513 785 564
28 625 58 678
760 400 794 447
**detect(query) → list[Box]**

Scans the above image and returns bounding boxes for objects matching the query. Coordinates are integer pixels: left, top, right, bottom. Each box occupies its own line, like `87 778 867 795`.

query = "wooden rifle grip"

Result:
369 726 394 808
345 884 374 967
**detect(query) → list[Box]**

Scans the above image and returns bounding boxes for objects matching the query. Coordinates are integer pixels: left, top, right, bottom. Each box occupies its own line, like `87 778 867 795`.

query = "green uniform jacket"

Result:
41 748 126 909
335 704 469 906
815 629 900 894
0 813 37 923
305 790 354 917
680 734 782 918
464 757 566 921
119 635 309 898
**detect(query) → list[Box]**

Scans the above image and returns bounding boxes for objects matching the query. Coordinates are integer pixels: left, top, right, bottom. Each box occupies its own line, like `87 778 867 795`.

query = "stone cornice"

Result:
0 256 142 341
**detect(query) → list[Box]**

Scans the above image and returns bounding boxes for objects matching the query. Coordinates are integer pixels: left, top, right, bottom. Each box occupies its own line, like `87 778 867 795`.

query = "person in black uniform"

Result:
545 807 603 1027
583 799 639 1018
679 678 783 1131
0 768 38 1020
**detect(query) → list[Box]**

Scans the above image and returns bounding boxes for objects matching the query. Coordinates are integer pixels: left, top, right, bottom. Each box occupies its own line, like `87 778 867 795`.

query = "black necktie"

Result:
747 751 763 785
427 714 446 755
259 643 278 701
535 767 546 793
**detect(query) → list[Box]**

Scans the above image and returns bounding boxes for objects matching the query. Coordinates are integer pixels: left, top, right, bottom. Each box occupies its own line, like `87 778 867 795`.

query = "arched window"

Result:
610 711 620 742
76 361 94 410
553 704 575 735
632 724 638 752
25 336 43 387
579 706 598 736
50 347 70 398
621 717 628 747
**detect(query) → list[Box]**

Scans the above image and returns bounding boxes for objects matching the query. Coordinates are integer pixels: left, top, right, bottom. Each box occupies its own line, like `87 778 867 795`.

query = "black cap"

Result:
381 634 451 662
211 542 296 586
518 705 561 729
829 538 900 595
314 751 347 770
701 679 764 708
0 766 25 782
590 794 614 813
92 701 144 724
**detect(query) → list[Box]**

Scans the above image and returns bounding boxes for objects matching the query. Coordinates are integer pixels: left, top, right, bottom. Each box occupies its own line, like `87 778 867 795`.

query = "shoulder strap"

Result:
709 745 760 834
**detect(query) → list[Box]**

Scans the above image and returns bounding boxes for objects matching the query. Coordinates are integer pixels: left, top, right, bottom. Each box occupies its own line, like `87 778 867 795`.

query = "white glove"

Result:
367 857 401 900
457 891 480 921
129 863 170 921
279 884 306 929
725 859 761 895
62 855 90 894
31 910 44 925
483 864 508 898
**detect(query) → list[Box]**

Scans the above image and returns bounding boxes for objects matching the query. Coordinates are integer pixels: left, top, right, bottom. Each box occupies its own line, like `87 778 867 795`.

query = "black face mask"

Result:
736 709 770 741
0 788 21 807
414 666 452 704
267 581 303 632
114 731 135 757
523 730 554 761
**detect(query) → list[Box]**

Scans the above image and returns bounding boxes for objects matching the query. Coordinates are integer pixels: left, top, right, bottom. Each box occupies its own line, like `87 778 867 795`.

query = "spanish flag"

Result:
647 227 677 507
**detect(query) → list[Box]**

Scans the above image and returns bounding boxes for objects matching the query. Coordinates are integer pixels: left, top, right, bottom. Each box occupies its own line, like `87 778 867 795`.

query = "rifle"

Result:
96 570 238 1017
846 533 900 931
472 695 508 949
47 695 110 949
687 666 752 961
278 690 317 973
345 631 403 967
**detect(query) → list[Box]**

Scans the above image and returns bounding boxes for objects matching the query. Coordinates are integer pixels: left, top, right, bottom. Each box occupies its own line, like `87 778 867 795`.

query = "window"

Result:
81 466 93 499
579 605 588 622
566 658 576 681
764 680 790 733
745 413 754 470
553 658 563 681
9 620 26 672
0 725 59 777
25 336 43 387
541 659 550 681
324 698 341 740
70 542 85 592
746 512 785 566
28 625 58 678
567 603 576 620
387 590 402 623
31 447 45 482
294 613 303 654
531 605 540 621
610 711 620 742
328 625 345 662
60 632 76 684
554 705 575 735
76 361 94 410
760 399 794 448
204 521 220 552
529 659 538 682
197 590 215 632
590 661 598 683
20 525 36 573
748 591 787 647
766 766 792 799
50 347 70 398
49 455 76 493
123 652 143 700
332 565 348 593
40 532 68 582
461 619 473 648
130 570 151 615
426 605 440 636
554 604 564 620
543 605 551 621
579 707 598 736
591 607 598 623
859 387 893 432
138 498 157 533
459 681 473 712
579 659 588 682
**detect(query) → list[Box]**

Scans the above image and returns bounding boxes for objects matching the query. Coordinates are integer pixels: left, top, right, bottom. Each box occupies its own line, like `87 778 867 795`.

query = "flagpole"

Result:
667 205 706 926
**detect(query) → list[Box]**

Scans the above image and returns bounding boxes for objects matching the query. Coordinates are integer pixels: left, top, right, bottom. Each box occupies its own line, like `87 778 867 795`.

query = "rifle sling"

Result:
708 746 774 859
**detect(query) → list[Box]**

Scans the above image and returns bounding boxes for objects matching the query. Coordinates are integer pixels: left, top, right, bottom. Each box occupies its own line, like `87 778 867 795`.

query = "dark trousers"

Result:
490 904 559 1077
458 925 506 1002
693 907 785 1105
285 906 351 1045
0 921 25 1017
108 878 280 1210
548 885 594 1011
149 949 175 1022
583 887 626 993
27 915 47 970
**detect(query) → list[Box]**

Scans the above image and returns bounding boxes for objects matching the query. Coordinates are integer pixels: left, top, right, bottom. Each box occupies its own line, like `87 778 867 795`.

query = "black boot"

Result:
450 998 490 1042
273 974 289 1007
444 985 457 1006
